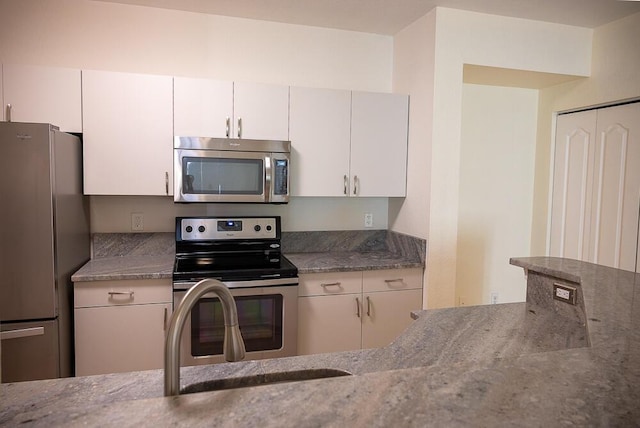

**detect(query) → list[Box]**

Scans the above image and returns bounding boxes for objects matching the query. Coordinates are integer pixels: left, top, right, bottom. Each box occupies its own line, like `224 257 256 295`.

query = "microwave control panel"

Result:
273 158 289 196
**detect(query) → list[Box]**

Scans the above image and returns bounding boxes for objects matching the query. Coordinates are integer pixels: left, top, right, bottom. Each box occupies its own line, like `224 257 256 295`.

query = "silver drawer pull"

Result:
108 291 134 297
320 282 342 288
1 327 44 340
384 278 404 284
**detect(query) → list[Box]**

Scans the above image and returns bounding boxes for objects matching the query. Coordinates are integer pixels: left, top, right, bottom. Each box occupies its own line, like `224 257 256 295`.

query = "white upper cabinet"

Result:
351 91 409 197
174 77 233 138
173 78 289 141
289 86 351 196
82 70 173 196
233 82 289 140
290 87 409 197
2 64 82 132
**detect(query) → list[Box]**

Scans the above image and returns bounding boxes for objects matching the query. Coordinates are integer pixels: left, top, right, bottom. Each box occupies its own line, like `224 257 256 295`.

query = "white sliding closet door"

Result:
588 103 640 272
549 110 597 261
550 102 640 272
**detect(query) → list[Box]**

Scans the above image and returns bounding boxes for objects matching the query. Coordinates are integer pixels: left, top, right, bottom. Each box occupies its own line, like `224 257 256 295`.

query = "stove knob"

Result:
198 226 206 233
185 226 193 233
254 225 261 232
266 225 272 231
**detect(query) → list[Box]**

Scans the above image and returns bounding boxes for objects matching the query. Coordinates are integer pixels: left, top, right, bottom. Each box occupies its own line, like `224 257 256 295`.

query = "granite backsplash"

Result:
90 230 426 263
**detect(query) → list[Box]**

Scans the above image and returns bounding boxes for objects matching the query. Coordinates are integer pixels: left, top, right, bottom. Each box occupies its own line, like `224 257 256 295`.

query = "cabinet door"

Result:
233 82 289 140
549 110 597 260
74 303 171 376
174 77 233 138
297 294 362 355
289 86 351 197
82 70 173 195
2 64 82 132
361 288 422 349
588 103 640 271
350 92 409 197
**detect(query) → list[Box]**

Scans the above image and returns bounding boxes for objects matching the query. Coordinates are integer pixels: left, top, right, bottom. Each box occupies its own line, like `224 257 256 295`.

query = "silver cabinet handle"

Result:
343 175 348 195
6 104 12 122
366 296 371 317
320 282 342 288
355 297 361 318
225 117 230 138
353 175 358 195
165 171 169 195
163 307 168 331
384 278 406 289
1 327 44 340
108 291 134 297
237 117 242 138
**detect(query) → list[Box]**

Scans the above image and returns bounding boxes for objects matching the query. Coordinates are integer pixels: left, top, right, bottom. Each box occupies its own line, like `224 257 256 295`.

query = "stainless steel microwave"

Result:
174 137 290 203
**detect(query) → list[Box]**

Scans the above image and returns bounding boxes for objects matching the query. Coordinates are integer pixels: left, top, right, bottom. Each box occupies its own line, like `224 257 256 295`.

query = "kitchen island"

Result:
2 257 639 426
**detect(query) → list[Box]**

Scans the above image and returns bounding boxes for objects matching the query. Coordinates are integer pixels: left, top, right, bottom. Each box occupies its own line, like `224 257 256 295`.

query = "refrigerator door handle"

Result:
1 326 45 340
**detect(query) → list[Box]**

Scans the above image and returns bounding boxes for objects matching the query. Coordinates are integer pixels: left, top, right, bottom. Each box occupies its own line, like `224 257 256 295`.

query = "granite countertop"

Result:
4 257 639 426
71 231 426 281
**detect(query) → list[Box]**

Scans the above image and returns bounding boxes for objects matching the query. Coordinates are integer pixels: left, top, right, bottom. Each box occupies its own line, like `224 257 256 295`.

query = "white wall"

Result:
390 10 436 240
0 0 395 233
457 84 538 305
91 196 389 232
392 7 593 308
0 0 392 91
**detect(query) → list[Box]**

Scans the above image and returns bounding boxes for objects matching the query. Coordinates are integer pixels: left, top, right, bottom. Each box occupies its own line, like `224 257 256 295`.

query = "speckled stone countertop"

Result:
71 233 175 282
71 230 426 281
4 257 639 426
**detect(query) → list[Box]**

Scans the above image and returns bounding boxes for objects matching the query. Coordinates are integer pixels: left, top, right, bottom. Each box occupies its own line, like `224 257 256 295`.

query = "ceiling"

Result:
94 0 640 35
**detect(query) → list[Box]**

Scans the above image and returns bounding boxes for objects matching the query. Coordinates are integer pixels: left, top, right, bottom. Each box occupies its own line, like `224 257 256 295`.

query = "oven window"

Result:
191 294 283 356
183 157 263 195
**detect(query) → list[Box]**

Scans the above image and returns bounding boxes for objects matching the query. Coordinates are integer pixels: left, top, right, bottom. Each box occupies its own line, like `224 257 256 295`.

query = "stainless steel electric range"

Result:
173 216 298 366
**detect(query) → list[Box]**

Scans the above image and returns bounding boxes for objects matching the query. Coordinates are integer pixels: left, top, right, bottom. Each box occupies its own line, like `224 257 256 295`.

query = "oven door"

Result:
174 282 298 366
174 148 269 203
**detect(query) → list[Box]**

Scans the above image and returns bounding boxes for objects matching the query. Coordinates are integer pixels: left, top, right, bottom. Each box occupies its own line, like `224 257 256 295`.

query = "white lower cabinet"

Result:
74 279 172 376
297 268 422 355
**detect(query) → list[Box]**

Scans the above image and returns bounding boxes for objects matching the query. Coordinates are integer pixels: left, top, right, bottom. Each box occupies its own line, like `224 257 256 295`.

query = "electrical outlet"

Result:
364 213 373 228
490 292 499 305
553 283 576 305
131 213 144 231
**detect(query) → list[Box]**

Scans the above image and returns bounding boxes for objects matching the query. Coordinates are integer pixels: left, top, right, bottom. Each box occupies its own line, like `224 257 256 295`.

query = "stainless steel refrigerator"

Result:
0 122 90 383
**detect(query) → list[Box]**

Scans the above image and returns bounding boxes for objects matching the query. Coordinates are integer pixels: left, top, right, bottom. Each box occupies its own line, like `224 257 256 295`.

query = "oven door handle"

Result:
173 277 298 290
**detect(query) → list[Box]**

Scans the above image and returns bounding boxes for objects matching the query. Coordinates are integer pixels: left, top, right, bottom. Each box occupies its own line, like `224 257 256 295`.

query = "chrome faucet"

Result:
164 278 246 396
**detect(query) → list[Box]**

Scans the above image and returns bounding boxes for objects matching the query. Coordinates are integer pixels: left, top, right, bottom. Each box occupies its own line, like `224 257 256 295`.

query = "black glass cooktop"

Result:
173 253 298 282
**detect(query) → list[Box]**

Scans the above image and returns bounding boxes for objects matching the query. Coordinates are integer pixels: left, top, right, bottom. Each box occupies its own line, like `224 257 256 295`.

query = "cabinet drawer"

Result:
363 268 423 293
298 271 362 297
74 279 172 308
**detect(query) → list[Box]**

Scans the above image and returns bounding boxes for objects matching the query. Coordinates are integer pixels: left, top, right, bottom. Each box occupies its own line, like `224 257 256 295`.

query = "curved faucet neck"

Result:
164 279 246 396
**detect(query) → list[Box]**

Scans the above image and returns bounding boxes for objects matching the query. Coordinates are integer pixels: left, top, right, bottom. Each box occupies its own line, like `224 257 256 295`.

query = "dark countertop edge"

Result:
72 272 174 282
510 257 583 283
71 252 424 282
296 261 424 274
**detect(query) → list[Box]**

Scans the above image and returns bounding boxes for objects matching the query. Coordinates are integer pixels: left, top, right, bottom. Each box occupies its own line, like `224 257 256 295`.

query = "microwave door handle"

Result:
264 155 272 202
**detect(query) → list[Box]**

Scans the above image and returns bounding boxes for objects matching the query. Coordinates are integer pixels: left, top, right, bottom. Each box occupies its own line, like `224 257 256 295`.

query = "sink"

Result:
180 368 353 394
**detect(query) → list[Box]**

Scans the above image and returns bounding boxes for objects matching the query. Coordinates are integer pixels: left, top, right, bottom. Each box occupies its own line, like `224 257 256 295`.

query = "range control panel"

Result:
179 217 278 240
